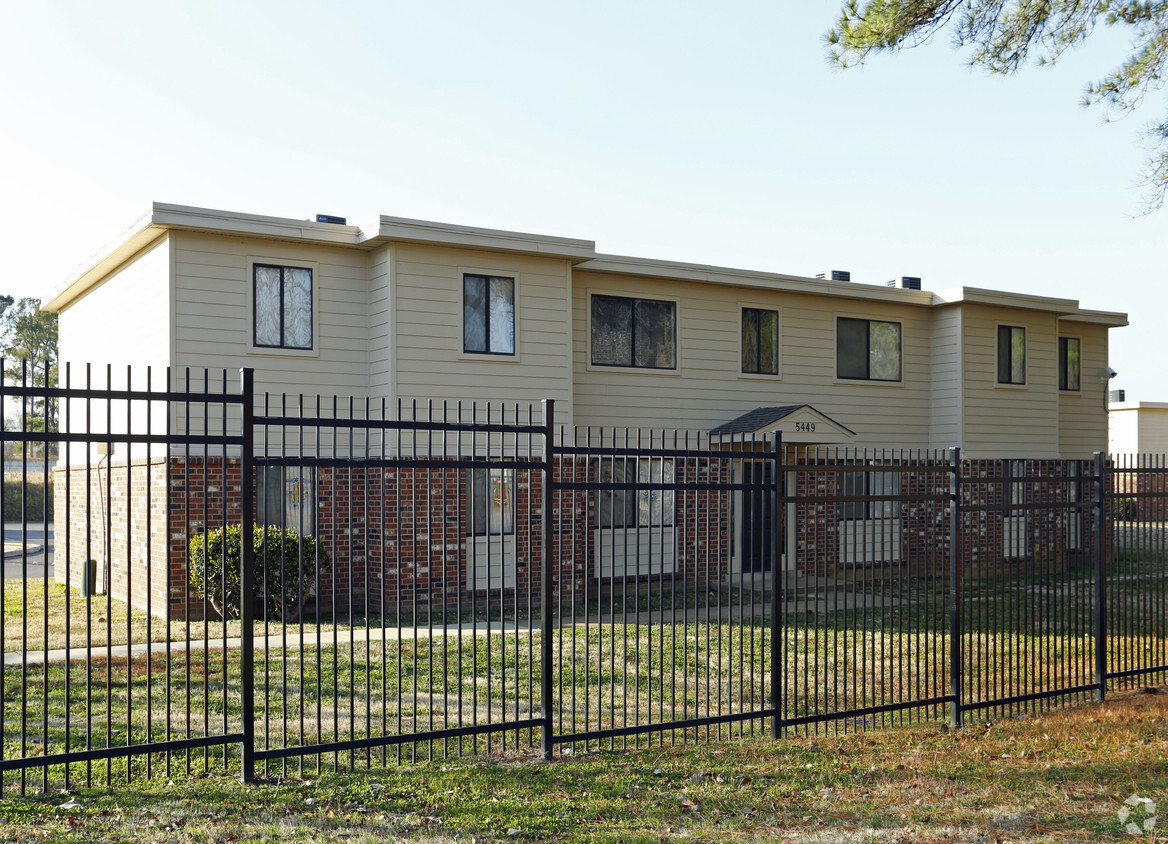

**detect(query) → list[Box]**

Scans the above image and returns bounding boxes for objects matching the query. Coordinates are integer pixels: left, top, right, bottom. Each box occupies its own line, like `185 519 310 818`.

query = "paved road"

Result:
3 522 53 580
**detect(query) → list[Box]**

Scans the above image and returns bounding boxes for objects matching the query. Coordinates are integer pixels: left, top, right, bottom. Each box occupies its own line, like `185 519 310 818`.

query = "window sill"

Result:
831 377 904 388
584 362 681 376
994 381 1028 390
247 345 320 360
459 351 523 364
738 371 783 381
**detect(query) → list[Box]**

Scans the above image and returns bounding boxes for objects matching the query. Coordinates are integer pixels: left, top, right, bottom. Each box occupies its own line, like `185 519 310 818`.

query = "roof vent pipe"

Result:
887 276 922 290
815 270 851 282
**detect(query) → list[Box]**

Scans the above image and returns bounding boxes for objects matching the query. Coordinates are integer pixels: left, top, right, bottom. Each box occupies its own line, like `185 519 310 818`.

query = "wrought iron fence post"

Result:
1093 450 1107 702
239 368 256 783
949 447 963 729
540 399 555 760
770 433 783 740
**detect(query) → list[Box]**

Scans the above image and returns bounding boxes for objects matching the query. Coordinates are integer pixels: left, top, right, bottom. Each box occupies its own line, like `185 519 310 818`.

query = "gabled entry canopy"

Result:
709 405 857 445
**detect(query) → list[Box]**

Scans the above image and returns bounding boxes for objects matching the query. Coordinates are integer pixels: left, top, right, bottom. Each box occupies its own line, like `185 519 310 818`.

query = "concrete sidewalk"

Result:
3 542 43 558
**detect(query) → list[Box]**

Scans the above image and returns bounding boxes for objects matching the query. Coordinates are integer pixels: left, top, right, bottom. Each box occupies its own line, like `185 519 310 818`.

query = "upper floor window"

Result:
997 325 1026 385
741 307 779 375
1059 337 1080 391
463 274 515 355
254 264 312 350
590 294 676 369
836 317 901 382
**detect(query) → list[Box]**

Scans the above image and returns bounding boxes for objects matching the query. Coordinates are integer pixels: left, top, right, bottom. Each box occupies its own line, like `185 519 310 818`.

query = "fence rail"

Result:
0 365 1164 792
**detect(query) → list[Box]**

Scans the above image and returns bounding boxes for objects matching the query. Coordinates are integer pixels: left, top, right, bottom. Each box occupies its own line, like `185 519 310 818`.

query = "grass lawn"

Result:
0 690 1165 842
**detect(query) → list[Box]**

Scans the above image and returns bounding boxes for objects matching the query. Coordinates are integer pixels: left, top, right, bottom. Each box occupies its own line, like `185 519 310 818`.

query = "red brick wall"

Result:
51 451 1102 621
53 457 169 617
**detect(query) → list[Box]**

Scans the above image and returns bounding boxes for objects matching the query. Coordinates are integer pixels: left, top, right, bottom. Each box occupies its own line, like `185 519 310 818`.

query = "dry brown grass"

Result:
3 691 1167 842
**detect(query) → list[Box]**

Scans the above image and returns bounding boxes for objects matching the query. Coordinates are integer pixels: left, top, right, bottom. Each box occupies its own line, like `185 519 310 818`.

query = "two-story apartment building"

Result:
45 204 1127 616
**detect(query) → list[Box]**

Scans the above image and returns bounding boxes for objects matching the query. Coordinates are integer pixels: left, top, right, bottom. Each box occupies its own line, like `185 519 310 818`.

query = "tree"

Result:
826 1 1168 211
2 298 58 433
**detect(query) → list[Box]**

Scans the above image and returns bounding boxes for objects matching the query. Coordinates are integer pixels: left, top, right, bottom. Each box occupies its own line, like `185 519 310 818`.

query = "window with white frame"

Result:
463 274 515 355
1006 459 1027 516
741 307 779 375
840 466 900 520
254 264 313 350
997 325 1026 385
597 458 675 528
590 294 676 370
1003 459 1029 558
1059 337 1080 391
467 467 515 536
257 466 317 534
836 317 901 382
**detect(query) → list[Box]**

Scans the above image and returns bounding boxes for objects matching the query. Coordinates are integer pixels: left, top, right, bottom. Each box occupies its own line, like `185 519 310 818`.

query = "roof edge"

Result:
579 254 935 304
368 215 596 261
44 209 163 311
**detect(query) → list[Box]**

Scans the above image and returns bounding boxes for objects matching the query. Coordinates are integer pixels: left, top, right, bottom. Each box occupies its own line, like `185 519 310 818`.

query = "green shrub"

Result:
188 524 330 621
2 483 51 522
1113 497 1137 521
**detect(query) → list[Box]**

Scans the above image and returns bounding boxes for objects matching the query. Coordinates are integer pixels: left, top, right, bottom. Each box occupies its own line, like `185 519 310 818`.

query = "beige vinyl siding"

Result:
571 271 935 445
370 244 392 400
928 307 962 448
57 234 171 460
1137 409 1168 452
1058 321 1109 458
171 231 372 401
391 243 574 420
1109 406 1168 454
960 304 1059 458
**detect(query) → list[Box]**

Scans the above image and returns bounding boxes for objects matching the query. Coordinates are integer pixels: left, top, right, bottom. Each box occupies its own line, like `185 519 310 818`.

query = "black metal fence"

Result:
0 365 1165 792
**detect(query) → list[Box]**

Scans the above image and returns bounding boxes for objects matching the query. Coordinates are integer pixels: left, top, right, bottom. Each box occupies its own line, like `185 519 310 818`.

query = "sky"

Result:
0 0 1163 398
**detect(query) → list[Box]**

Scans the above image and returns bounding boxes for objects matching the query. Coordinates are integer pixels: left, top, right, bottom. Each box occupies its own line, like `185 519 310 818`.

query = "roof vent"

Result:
1110 389 1126 403
315 214 347 225
887 276 922 290
815 270 851 282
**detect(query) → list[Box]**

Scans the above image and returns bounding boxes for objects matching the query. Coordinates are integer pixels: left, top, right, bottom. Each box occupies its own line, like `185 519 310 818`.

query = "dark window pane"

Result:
284 268 313 349
257 466 316 533
254 266 282 347
869 320 901 381
488 277 515 354
463 275 487 353
837 317 868 379
743 308 778 374
599 458 635 528
841 467 866 520
1061 337 1080 391
741 309 759 372
758 309 779 374
255 265 313 349
591 295 633 366
1011 327 1026 384
633 299 675 368
997 325 1012 383
468 467 514 536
